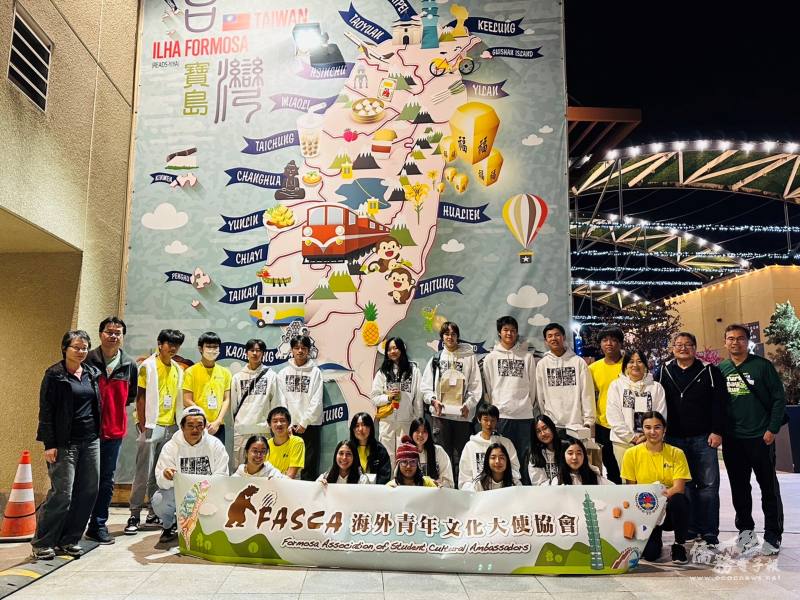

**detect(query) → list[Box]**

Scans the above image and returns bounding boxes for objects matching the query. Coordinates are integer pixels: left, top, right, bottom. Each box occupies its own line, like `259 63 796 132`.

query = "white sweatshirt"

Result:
155 429 229 489
562 465 613 485
233 462 285 479
420 343 483 422
232 365 277 435
528 447 559 485
463 477 521 492
419 444 454 488
315 472 370 484
458 432 521 489
482 341 537 419
276 359 323 428
535 349 595 428
606 373 667 444
370 362 423 424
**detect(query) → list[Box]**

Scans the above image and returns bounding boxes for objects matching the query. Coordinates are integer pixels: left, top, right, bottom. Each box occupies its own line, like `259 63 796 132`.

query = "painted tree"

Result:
764 301 800 404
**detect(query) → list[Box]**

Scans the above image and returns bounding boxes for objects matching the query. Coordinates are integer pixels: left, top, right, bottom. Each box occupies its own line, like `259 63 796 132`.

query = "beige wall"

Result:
672 265 800 357
0 0 139 498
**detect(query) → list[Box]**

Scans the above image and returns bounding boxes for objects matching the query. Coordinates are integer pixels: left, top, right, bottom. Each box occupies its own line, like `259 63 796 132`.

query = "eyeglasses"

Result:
68 346 89 352
673 344 695 349
725 336 748 343
102 330 123 338
248 449 267 456
397 460 417 467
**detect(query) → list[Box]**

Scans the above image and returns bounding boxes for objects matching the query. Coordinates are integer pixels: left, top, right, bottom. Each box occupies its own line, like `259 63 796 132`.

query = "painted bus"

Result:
249 293 306 327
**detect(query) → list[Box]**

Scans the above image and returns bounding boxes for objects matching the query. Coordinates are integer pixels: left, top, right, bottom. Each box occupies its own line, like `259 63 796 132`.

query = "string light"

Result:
571 266 742 274
571 219 800 234
600 139 800 159
573 249 794 259
573 279 702 287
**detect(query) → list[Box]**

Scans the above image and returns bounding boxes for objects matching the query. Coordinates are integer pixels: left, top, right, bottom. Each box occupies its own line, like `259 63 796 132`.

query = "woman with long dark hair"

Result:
32 331 102 560
386 436 437 487
558 438 612 485
371 337 422 465
318 440 368 484
409 418 453 488
349 412 391 484
464 442 518 491
526 415 563 485
233 435 284 479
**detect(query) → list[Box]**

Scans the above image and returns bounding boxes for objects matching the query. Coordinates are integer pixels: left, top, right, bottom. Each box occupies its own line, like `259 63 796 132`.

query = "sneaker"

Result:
85 528 115 545
56 544 83 558
671 543 688 564
145 514 162 527
761 540 780 556
158 524 178 544
124 516 140 535
31 547 55 561
735 529 759 554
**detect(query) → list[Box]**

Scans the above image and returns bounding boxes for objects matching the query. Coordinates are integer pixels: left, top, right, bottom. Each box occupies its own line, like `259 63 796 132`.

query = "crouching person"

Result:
152 406 229 544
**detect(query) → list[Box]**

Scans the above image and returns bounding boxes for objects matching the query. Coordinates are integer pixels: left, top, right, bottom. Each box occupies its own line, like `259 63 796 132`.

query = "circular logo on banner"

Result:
635 491 658 514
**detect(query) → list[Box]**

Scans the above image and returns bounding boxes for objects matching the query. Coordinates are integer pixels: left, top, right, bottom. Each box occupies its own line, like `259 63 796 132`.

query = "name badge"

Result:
163 394 173 409
207 391 218 410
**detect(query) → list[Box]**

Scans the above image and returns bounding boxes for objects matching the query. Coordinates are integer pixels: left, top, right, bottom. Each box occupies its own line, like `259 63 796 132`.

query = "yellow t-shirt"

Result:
267 435 305 475
182 363 232 422
620 443 691 487
137 358 181 426
358 446 370 472
588 358 623 428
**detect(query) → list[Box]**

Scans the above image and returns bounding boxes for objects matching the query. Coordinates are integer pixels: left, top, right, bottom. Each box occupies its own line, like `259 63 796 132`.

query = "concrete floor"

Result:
1 468 799 599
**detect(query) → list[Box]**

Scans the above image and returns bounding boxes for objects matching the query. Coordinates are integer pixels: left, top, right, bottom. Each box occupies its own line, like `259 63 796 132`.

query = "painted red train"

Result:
302 205 390 265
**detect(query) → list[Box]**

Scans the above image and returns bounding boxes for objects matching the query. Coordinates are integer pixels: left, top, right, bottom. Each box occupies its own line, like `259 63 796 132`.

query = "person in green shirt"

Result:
719 324 785 556
588 326 624 483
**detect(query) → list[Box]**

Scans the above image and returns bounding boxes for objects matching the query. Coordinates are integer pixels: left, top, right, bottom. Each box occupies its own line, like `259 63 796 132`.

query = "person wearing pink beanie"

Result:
386 436 438 487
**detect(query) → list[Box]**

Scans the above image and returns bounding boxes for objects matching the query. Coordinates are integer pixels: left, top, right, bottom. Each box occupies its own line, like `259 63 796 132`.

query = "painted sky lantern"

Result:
449 101 500 165
502 193 549 263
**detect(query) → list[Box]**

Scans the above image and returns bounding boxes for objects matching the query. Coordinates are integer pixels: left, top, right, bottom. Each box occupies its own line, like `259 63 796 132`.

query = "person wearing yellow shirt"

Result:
125 329 185 535
588 326 624 484
266 406 305 479
621 411 691 564
182 332 232 444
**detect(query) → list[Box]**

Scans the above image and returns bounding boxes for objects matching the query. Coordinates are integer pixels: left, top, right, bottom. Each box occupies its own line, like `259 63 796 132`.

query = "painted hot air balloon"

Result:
502 193 549 263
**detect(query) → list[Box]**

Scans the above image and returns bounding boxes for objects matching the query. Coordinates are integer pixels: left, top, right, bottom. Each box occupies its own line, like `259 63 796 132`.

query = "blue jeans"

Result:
88 438 123 532
151 487 176 529
666 434 720 543
32 439 100 549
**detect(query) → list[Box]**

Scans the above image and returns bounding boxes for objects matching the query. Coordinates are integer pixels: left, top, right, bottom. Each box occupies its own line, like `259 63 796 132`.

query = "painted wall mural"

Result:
125 0 569 461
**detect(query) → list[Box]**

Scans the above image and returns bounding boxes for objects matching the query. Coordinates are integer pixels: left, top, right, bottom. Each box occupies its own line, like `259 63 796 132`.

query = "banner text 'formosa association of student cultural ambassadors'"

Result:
176 475 667 574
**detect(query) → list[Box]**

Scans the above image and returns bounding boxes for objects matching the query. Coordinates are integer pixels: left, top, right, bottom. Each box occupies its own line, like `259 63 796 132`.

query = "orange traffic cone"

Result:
0 451 36 541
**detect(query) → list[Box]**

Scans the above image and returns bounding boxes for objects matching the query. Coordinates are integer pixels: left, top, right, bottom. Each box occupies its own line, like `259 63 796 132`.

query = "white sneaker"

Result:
735 530 759 554
761 540 780 556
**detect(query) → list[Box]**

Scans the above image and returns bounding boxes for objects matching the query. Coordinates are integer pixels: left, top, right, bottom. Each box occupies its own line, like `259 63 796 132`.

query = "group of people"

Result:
32 315 786 568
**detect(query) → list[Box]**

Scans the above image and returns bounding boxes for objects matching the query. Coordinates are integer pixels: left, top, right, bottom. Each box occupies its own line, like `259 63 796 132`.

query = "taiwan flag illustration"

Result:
222 13 251 31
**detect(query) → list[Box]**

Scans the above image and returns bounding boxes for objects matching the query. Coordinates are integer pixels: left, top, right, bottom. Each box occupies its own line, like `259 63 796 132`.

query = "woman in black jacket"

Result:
348 412 391 484
31 331 102 561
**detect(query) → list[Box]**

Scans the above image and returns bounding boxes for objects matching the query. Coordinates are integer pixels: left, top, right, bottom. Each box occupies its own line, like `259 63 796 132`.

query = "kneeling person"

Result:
152 407 229 544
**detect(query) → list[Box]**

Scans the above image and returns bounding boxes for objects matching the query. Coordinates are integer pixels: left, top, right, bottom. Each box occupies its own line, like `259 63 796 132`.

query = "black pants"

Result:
722 436 784 546
642 493 689 561
594 424 621 484
432 416 472 487
296 425 321 481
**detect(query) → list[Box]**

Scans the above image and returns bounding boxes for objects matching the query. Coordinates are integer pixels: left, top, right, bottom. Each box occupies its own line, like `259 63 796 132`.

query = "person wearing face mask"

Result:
182 332 232 445
421 321 482 484
535 323 595 435
276 335 323 480
606 349 667 468
84 317 138 545
482 316 537 466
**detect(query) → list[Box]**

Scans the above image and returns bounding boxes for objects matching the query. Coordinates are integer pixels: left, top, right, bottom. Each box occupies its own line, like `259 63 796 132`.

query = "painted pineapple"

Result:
361 301 380 346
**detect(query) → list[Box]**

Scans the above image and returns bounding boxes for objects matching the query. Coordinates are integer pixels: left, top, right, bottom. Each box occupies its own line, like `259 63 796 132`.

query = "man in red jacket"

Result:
84 317 138 544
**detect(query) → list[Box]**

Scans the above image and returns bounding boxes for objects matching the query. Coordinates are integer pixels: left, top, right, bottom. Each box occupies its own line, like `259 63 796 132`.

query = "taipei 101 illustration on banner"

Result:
126 0 568 437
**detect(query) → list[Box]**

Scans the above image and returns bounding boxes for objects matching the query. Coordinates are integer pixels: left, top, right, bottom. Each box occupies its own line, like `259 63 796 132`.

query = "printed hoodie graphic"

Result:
605 373 667 444
535 348 595 428
482 341 537 419
277 359 323 428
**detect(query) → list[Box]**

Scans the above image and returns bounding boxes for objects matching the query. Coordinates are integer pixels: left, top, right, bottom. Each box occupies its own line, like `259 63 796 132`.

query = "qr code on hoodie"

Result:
546 366 576 387
286 375 310 393
498 359 524 378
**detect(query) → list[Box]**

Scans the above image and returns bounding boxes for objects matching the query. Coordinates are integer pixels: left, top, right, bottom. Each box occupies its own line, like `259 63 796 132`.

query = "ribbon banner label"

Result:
438 202 491 224
487 46 543 60
224 168 283 189
269 93 339 113
297 63 355 80
165 271 193 284
151 172 178 184
219 210 265 234
463 79 509 99
386 0 417 19
339 3 391 43
322 402 349 426
219 282 262 304
447 17 524 36
241 131 299 155
175 475 665 574
219 342 286 366
415 275 464 298
221 243 270 267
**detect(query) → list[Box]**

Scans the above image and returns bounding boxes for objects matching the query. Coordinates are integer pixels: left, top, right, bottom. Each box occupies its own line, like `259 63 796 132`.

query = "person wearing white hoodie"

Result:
421 321 482 484
535 323 595 433
482 316 537 464
371 337 423 466
276 335 323 480
606 349 667 467
459 404 521 489
151 406 229 544
232 339 277 467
